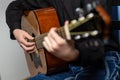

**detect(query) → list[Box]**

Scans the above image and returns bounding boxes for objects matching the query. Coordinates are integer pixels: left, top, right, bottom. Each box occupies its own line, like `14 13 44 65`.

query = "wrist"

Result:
65 48 79 61
13 29 21 35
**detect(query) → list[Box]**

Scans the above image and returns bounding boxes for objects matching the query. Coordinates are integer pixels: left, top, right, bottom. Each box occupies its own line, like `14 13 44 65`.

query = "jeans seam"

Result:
104 59 110 80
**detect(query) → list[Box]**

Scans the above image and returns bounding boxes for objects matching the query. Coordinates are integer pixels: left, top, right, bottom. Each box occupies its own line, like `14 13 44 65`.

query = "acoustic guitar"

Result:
21 4 111 77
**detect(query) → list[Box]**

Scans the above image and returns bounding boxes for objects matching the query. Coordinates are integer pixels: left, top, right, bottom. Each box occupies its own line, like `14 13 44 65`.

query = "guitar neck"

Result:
35 27 67 49
30 5 111 50
34 15 100 50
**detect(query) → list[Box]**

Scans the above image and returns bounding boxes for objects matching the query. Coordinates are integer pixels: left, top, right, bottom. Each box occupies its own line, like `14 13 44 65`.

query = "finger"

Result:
49 28 66 44
43 41 51 51
24 31 34 40
20 43 35 52
43 36 55 52
49 20 70 43
20 34 35 47
26 49 35 54
44 37 51 47
20 39 35 47
47 34 59 51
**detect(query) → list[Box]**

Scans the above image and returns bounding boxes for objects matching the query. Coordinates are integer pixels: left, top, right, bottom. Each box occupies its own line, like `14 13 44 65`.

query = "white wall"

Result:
0 0 30 80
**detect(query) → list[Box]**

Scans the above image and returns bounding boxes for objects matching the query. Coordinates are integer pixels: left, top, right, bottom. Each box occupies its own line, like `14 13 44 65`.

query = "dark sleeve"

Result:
5 0 50 39
71 38 105 67
71 0 112 67
81 0 111 14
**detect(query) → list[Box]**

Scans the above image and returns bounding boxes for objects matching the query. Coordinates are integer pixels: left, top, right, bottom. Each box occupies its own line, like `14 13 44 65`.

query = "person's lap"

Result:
29 71 74 80
74 51 120 80
29 51 120 80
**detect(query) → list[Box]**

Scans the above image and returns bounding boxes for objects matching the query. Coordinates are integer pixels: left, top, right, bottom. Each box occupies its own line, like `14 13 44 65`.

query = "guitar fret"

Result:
35 27 67 50
57 27 66 39
57 28 61 37
61 28 66 39
35 33 47 49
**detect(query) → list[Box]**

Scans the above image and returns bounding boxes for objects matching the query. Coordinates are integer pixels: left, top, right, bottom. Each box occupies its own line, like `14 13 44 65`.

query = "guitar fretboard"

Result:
35 27 66 49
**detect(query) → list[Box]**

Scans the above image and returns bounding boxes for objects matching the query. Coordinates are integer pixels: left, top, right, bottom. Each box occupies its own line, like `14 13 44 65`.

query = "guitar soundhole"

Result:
32 33 35 37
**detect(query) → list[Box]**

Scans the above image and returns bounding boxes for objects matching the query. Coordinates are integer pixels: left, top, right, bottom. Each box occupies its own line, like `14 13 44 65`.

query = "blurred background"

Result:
0 0 119 80
112 6 120 46
0 0 30 80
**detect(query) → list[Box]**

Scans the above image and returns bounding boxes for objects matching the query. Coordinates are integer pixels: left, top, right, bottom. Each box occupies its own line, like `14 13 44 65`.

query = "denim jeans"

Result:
29 51 120 80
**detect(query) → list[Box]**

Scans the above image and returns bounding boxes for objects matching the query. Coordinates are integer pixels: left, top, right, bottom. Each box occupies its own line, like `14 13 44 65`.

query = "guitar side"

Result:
21 7 68 77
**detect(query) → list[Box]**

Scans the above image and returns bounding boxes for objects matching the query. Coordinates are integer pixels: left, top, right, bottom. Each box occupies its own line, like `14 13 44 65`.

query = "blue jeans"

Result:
29 51 120 80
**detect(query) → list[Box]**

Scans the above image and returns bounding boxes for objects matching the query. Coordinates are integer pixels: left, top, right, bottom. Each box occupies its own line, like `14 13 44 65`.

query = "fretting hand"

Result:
43 21 79 61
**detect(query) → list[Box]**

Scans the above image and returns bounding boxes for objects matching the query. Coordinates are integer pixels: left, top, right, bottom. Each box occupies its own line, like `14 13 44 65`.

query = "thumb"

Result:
24 31 34 41
64 20 69 26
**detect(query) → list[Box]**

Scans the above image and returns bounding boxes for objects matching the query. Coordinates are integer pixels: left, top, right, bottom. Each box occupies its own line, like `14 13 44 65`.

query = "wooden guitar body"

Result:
21 7 68 77
21 4 111 77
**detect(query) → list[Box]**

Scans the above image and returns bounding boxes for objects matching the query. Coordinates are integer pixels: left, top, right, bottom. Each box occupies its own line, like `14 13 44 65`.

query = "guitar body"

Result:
21 7 68 77
21 5 111 77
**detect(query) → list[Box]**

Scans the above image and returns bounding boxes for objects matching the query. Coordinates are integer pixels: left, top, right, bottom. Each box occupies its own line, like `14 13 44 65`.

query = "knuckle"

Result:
57 40 66 46
44 36 47 41
19 39 23 43
52 44 59 51
49 49 54 53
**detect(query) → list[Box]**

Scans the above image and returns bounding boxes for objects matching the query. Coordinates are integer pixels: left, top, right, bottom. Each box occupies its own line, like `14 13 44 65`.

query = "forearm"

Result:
72 38 105 67
57 46 79 61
